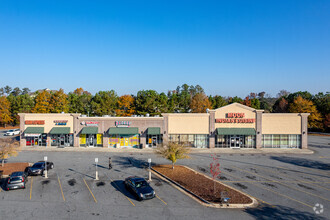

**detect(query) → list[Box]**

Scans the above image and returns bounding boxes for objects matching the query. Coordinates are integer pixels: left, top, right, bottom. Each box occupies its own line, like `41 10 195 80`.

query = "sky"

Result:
0 0 329 97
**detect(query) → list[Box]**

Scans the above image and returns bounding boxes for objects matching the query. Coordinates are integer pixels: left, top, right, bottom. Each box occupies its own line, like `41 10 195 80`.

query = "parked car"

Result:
124 176 155 201
27 161 54 176
6 171 28 190
5 129 20 136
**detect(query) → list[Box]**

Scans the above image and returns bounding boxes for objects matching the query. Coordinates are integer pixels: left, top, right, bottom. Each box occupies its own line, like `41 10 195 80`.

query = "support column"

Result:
300 113 310 149
18 113 26 147
103 136 108 148
163 114 169 147
46 136 51 148
255 110 264 149
140 136 146 149
71 114 80 147
209 110 215 148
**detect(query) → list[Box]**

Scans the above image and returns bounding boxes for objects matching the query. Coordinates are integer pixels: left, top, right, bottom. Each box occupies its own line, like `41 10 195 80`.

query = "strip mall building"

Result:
18 103 309 149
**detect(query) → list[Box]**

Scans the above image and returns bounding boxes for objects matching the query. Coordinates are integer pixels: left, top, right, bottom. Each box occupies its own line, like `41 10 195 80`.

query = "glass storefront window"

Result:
168 134 208 148
215 135 255 148
262 135 301 148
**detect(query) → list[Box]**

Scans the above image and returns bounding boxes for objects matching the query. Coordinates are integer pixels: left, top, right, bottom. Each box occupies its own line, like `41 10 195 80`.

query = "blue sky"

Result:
0 0 329 97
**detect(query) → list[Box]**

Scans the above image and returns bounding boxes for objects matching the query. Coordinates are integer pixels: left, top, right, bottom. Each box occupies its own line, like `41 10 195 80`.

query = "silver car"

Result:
6 171 28 190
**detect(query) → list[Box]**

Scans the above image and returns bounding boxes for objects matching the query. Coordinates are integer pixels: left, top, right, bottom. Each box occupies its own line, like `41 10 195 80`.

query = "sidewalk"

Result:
21 146 314 154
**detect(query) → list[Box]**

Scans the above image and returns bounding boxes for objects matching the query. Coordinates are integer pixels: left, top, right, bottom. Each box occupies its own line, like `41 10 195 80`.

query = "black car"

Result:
27 161 54 176
7 171 28 190
124 176 155 201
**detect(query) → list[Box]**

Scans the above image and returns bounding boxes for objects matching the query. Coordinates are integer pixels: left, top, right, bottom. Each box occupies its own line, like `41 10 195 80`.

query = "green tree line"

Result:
0 85 328 132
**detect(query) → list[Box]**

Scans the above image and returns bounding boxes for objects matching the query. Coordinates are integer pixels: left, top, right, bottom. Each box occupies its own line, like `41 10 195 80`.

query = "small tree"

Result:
210 154 221 194
0 139 21 167
155 143 190 169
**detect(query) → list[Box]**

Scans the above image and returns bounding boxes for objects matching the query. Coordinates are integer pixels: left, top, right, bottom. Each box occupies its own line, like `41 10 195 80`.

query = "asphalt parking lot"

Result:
0 135 329 220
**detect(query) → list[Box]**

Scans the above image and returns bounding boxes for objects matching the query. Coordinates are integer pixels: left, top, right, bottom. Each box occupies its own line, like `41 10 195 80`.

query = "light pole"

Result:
95 158 99 180
148 158 152 182
44 156 48 179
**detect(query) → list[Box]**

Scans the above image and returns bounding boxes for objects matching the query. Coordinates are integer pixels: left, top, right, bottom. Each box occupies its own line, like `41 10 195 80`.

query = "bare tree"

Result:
0 139 21 167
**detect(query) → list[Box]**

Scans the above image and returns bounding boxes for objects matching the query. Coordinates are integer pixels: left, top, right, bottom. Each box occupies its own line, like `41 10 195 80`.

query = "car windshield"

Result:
32 163 43 168
135 180 148 188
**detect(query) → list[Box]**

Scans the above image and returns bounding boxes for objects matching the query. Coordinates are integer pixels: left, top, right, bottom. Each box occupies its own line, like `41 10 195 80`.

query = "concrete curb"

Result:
151 166 258 209
20 146 314 154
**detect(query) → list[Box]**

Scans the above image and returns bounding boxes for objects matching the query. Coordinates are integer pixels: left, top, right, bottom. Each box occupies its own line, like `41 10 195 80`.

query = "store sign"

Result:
215 113 255 123
81 121 99 126
25 120 45 125
115 121 131 127
54 120 68 125
25 133 41 137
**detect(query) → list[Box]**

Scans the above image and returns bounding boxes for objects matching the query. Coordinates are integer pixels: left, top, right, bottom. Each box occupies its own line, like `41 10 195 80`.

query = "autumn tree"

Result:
273 97 289 113
33 90 51 113
228 96 243 104
155 143 190 169
288 96 323 129
0 139 20 167
116 95 135 116
49 89 69 113
242 96 252 107
0 96 13 127
91 90 118 116
190 93 211 113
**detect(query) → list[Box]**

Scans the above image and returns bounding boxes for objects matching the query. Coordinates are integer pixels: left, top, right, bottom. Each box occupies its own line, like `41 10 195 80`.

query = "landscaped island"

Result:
153 165 253 205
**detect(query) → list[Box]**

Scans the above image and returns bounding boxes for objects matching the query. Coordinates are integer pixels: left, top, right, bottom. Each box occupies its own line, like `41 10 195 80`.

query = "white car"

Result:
5 129 20 136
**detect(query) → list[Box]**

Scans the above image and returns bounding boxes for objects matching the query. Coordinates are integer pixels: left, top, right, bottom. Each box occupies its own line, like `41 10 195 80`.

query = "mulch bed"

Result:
153 165 252 204
0 163 29 176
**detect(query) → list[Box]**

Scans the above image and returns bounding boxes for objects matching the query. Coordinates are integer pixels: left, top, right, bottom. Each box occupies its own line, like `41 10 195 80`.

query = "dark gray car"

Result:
124 176 155 201
27 161 54 176
6 171 28 190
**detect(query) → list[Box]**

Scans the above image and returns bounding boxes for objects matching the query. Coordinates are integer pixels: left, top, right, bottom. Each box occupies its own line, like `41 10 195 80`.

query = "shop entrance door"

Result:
87 135 95 147
230 136 241 149
59 135 65 147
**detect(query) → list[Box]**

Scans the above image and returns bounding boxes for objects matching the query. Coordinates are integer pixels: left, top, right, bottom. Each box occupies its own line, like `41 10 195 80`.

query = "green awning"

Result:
216 128 256 135
108 127 139 135
147 127 161 135
24 127 44 134
49 127 70 134
81 127 98 134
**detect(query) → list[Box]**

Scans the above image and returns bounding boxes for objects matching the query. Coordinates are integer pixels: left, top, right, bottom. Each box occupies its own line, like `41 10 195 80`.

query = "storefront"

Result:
215 128 256 148
24 127 47 146
49 127 73 147
19 103 309 150
79 127 103 147
146 127 162 148
108 127 140 148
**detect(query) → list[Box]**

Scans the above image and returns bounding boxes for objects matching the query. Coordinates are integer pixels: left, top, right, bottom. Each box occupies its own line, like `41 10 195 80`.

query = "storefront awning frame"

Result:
216 128 256 135
81 127 99 134
49 127 70 135
108 127 139 135
24 127 44 134
147 127 161 135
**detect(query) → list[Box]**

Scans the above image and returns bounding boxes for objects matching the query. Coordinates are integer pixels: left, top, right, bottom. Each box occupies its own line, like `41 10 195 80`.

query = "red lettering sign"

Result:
25 120 45 125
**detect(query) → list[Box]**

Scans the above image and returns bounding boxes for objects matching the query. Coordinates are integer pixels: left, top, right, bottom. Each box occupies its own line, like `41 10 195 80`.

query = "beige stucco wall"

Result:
23 114 74 133
214 104 256 129
167 114 209 134
262 114 301 134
